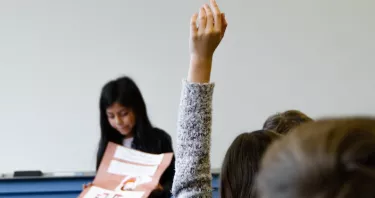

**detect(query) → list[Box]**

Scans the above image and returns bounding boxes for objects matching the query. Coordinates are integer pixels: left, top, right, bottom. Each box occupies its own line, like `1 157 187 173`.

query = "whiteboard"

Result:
0 0 374 173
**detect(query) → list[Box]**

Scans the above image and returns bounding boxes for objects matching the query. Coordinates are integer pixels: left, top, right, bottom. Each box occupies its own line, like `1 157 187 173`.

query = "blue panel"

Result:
0 177 93 194
0 174 220 197
0 193 78 198
212 190 219 198
212 174 219 188
212 174 220 198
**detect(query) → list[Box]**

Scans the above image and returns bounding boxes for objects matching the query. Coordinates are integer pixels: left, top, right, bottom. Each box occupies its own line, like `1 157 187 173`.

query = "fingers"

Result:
82 182 92 189
198 7 207 34
221 13 227 38
210 0 222 31
190 13 198 37
194 0 227 38
203 4 213 31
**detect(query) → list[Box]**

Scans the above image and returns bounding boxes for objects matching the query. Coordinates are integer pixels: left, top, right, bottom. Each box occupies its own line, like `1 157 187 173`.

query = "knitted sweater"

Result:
172 80 215 198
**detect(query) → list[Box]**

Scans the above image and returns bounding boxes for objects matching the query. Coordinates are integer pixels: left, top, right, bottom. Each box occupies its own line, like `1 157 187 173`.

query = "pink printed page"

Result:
79 142 173 198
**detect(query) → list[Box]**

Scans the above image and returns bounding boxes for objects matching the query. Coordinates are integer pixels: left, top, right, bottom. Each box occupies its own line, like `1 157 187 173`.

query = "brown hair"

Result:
220 130 281 198
263 110 313 134
257 118 375 198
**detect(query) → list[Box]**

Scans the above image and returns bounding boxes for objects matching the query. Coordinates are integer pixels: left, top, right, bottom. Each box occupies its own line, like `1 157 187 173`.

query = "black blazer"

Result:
132 128 175 198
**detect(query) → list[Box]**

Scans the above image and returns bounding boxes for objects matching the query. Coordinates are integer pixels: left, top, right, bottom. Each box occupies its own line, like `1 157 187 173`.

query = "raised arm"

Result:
172 0 227 197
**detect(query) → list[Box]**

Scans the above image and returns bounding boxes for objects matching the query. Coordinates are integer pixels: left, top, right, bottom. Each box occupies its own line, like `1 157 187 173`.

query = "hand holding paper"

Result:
79 142 173 198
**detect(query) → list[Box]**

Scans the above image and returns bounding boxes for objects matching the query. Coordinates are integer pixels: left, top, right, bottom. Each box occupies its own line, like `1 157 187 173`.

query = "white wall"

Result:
0 0 374 173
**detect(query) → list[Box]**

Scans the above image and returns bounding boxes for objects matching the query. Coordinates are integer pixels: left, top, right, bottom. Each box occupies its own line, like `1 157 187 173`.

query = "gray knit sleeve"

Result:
172 80 214 198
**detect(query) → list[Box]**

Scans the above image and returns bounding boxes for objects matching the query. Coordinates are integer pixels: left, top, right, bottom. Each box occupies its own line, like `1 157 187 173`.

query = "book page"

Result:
83 186 144 198
79 142 173 198
107 160 158 176
113 146 164 165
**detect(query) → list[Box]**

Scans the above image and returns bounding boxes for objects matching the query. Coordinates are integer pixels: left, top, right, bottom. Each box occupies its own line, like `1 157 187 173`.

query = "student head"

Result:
96 76 154 169
220 130 281 198
263 110 313 134
257 118 375 198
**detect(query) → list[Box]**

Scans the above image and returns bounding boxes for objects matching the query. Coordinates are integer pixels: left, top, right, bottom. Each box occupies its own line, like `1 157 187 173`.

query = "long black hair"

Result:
96 76 155 170
220 130 281 198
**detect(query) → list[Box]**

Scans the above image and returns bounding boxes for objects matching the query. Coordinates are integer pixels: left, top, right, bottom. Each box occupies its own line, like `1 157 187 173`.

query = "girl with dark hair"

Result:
97 76 174 198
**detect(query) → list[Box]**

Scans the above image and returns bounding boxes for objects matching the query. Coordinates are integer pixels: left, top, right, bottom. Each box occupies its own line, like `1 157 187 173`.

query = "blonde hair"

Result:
257 118 375 198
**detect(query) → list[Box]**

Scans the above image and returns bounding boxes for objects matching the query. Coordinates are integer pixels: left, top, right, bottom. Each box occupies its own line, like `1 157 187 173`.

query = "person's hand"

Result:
82 182 93 189
190 0 227 59
188 0 227 83
155 183 163 190
149 184 164 198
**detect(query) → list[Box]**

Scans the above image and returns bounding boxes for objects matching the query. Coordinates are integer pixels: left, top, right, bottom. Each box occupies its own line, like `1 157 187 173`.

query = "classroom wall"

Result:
0 0 374 173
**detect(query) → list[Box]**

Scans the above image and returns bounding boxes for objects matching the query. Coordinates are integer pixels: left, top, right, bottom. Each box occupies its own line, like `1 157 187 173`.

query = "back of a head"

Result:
263 110 313 134
257 118 375 198
220 130 281 198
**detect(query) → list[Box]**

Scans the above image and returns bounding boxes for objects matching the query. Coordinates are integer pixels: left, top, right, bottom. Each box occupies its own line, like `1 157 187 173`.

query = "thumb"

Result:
221 13 227 39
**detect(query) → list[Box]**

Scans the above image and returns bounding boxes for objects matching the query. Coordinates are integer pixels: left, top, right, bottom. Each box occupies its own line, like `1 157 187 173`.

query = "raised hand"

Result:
188 0 227 83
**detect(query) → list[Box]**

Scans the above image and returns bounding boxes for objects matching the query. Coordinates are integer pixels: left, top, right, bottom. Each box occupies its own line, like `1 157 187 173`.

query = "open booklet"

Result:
79 142 173 198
